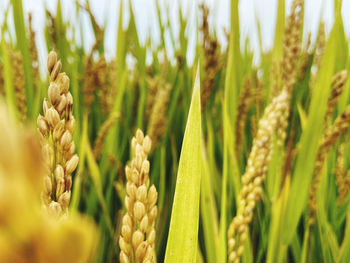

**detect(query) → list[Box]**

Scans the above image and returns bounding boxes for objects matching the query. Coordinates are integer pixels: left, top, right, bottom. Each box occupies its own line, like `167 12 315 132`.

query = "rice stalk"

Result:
28 12 39 91
46 10 57 49
0 64 4 96
79 2 103 36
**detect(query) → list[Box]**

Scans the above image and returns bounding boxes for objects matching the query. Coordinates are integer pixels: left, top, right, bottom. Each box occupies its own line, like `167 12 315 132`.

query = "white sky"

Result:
0 0 349 68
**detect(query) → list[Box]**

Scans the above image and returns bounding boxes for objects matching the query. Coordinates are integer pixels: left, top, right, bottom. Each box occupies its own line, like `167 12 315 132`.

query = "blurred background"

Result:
1 0 349 71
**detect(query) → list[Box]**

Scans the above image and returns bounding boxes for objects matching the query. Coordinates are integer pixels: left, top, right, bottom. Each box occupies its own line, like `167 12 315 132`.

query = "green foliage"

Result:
165 66 202 263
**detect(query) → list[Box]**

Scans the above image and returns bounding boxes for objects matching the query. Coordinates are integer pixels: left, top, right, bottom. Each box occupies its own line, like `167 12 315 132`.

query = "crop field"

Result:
0 0 350 262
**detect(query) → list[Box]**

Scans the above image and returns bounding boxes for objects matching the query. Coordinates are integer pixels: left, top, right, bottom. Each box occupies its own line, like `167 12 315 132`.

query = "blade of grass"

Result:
200 136 219 263
85 139 113 238
70 113 88 211
164 65 201 263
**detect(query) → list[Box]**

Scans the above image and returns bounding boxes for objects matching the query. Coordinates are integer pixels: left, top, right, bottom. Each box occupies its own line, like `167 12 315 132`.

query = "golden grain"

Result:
228 90 289 262
148 83 172 149
309 105 350 224
9 49 27 122
334 144 350 205
38 51 78 217
325 70 348 126
119 129 158 263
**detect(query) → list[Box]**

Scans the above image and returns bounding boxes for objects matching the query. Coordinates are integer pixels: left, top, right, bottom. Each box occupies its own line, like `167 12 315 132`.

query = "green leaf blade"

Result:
164 66 202 263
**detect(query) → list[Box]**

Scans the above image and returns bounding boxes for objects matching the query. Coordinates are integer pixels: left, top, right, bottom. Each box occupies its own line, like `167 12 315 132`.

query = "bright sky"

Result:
1 0 349 68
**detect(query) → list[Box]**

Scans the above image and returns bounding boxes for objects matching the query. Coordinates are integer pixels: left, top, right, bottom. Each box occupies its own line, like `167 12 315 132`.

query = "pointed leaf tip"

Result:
194 62 200 92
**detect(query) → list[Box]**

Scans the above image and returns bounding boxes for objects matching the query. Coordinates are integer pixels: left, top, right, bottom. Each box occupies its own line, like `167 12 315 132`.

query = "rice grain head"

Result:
200 3 221 110
108 59 118 111
235 77 253 157
324 70 348 127
281 0 303 94
334 144 350 205
227 90 289 263
82 52 105 110
119 129 158 263
308 105 350 224
276 0 304 147
9 48 27 122
96 56 109 113
146 76 159 119
0 102 98 263
148 83 172 149
297 33 312 81
38 50 78 218
93 112 119 160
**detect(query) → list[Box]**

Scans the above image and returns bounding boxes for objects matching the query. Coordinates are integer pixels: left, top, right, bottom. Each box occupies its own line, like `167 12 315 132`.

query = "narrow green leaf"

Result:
164 66 202 263
85 139 113 238
272 0 285 60
70 113 88 211
200 136 219 263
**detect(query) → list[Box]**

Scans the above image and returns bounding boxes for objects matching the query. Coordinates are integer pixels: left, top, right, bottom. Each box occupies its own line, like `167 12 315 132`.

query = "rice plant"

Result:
0 0 350 262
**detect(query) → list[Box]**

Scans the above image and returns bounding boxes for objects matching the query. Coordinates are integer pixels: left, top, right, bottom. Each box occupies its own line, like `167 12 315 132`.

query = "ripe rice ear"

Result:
119 129 158 263
93 112 119 160
308 105 350 224
38 50 78 218
228 90 289 263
